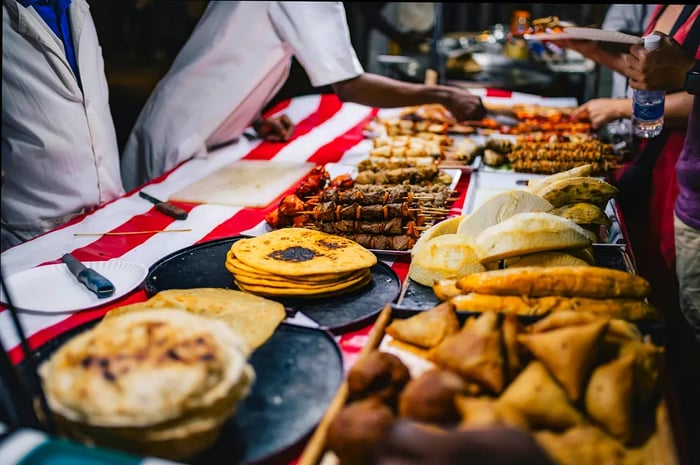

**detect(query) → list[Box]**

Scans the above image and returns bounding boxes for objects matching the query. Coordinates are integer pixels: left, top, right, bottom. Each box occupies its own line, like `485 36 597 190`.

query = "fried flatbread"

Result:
385 301 460 349
104 288 285 351
235 270 373 298
498 361 585 430
585 354 636 443
428 312 505 393
230 228 377 276
226 254 363 284
517 318 609 401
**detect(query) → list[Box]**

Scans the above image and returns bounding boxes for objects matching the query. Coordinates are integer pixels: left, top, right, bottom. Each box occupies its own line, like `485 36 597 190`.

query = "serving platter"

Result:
15 320 344 465
144 236 401 334
524 27 643 45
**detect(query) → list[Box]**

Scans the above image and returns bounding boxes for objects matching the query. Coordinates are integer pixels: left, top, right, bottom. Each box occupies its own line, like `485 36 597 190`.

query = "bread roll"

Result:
409 234 485 286
474 212 592 263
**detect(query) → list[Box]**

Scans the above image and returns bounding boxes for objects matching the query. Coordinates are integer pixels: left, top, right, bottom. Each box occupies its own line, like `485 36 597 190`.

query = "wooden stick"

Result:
73 229 192 236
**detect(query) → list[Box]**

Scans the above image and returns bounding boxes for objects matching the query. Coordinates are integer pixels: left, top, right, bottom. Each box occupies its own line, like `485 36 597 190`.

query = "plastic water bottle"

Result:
632 34 665 138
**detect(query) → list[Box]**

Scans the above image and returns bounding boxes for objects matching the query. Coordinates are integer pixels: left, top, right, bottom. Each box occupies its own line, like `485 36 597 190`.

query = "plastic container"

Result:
632 34 665 138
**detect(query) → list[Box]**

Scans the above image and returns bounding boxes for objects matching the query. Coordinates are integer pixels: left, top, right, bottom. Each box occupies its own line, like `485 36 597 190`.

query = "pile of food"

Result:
508 138 620 174
409 164 621 290
324 306 670 465
265 166 457 251
39 309 255 461
225 228 377 297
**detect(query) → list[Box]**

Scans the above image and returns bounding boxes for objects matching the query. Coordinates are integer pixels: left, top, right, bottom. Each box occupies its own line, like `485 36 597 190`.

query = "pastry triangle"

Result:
498 361 585 430
517 318 609 401
428 311 505 393
386 301 460 349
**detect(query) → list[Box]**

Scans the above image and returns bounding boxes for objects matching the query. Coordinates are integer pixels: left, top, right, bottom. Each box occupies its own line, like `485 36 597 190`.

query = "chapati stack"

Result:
226 228 377 297
39 310 254 461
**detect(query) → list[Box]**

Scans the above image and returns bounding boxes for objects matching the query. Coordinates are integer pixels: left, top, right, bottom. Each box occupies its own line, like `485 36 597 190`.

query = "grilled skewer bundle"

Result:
508 140 620 175
355 166 453 186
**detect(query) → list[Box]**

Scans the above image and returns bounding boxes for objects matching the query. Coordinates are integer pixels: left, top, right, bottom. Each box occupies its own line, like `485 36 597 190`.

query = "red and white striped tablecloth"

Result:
0 89 579 366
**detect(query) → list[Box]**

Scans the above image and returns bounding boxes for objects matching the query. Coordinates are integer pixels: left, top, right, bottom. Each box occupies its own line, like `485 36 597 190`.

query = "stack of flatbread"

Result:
226 228 377 298
40 310 255 461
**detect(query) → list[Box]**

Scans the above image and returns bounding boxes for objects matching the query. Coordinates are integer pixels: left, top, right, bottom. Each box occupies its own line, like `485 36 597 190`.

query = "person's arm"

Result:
557 39 630 75
331 73 486 122
661 91 695 129
624 32 696 92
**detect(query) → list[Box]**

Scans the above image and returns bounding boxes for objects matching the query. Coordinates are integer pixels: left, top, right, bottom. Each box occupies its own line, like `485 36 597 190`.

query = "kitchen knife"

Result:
61 254 115 298
139 191 188 220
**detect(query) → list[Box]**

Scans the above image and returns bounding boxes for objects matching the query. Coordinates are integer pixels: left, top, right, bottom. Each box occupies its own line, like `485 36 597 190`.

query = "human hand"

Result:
571 98 631 129
625 32 695 92
370 420 555 465
253 114 295 141
444 88 487 122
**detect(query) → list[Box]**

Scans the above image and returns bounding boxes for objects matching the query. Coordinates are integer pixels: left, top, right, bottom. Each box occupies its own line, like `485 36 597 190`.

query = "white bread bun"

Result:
457 190 553 239
409 233 486 286
475 212 593 263
504 251 591 268
411 215 463 258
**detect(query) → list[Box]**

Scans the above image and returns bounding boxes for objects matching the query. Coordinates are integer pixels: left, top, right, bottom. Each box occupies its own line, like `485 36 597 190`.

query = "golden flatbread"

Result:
230 228 377 277
226 256 365 285
103 288 285 351
235 271 373 298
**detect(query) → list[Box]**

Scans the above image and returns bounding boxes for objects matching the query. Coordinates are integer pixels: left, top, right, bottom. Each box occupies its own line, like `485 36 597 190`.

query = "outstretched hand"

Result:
253 114 295 142
369 420 555 465
444 88 487 122
625 32 695 92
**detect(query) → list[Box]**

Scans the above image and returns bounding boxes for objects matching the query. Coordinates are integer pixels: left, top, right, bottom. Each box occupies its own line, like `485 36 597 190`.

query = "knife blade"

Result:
139 191 188 220
61 254 115 298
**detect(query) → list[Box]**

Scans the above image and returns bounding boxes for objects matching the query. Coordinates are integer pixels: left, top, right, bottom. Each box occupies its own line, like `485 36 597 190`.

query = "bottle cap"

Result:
643 34 661 50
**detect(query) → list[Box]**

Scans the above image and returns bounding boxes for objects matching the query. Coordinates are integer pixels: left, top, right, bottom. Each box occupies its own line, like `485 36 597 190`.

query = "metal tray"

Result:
144 236 402 334
16 320 344 465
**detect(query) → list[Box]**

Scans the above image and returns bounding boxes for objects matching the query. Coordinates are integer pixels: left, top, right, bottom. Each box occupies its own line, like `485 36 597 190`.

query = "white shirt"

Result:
1 0 124 251
120 1 364 191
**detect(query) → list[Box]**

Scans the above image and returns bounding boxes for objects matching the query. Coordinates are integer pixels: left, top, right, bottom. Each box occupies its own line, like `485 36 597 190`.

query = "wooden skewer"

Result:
74 229 192 237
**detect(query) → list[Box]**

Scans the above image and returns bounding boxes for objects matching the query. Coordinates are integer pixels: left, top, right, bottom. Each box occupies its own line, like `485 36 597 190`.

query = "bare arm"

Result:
662 91 695 129
331 73 486 121
557 39 630 75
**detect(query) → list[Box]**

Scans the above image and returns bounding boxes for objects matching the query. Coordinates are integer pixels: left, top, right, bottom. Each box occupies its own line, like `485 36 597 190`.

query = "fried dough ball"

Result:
398 368 469 424
326 397 395 465
347 351 411 408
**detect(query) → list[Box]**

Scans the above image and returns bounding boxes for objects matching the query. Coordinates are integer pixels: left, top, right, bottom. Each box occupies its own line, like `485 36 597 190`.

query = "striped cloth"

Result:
0 90 578 365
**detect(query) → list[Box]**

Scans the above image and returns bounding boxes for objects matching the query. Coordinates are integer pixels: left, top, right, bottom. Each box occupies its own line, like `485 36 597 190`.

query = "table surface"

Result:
0 89 589 464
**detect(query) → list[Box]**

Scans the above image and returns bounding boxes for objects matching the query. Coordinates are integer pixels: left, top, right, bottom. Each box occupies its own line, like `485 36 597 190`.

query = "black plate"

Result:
16 320 343 465
144 236 401 334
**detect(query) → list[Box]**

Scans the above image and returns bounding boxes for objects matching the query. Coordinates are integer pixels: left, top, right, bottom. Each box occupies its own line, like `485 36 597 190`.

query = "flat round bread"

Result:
40 309 254 428
230 228 377 276
235 270 373 298
225 254 363 284
232 268 367 289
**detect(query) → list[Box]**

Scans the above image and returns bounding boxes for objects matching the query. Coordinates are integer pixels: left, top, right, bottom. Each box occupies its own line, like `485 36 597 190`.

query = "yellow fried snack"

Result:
498 361 585 430
534 425 629 465
619 339 665 409
501 313 525 382
456 266 651 300
517 318 609 401
385 301 460 349
432 279 463 301
455 395 529 431
585 353 636 443
428 312 505 394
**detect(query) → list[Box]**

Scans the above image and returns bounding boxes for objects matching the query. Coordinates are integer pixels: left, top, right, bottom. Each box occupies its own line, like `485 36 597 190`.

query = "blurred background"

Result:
89 2 611 154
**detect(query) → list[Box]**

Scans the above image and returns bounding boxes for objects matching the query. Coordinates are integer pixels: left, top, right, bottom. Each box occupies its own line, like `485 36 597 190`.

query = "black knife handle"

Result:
155 202 188 220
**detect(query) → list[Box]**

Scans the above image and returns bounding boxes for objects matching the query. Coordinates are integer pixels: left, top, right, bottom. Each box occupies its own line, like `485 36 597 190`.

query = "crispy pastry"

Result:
527 164 593 195
585 354 637 443
504 250 591 268
451 293 541 315
501 314 525 382
325 397 395 465
385 301 460 349
618 340 665 409
534 426 629 465
498 361 585 431
455 396 529 431
346 351 411 408
409 233 485 287
455 266 652 300
398 368 468 424
549 202 612 227
517 318 609 401
432 278 463 301
428 312 505 393
536 176 619 209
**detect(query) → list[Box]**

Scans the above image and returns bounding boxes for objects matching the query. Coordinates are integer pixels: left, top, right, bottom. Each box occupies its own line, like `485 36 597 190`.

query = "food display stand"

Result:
0 91 686 465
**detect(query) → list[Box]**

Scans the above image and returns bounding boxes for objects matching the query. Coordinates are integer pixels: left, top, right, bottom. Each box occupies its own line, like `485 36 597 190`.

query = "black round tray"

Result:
144 236 401 334
16 320 344 465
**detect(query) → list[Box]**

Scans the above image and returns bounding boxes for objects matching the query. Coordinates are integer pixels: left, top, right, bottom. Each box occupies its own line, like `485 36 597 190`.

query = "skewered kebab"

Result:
510 159 621 175
355 166 452 186
357 156 438 171
508 140 616 162
313 186 454 207
304 217 421 236
332 233 417 251
302 201 420 222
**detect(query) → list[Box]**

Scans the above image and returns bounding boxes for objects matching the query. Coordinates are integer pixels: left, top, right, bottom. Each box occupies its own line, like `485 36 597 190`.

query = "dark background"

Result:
89 1 608 154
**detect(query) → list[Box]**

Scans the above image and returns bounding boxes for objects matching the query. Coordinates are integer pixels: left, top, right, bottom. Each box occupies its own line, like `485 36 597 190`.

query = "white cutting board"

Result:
168 160 315 208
